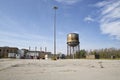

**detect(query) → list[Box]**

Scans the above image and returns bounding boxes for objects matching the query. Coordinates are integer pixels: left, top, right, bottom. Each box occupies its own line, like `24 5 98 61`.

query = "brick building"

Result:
0 47 18 58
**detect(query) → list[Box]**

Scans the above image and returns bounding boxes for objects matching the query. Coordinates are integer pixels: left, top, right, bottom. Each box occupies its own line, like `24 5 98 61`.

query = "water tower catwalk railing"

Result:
67 33 80 59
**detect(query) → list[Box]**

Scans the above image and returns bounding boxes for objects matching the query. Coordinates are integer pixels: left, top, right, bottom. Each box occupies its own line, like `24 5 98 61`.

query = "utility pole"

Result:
53 6 58 58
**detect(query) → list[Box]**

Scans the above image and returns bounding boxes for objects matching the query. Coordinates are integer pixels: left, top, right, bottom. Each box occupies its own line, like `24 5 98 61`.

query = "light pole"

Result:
53 6 58 58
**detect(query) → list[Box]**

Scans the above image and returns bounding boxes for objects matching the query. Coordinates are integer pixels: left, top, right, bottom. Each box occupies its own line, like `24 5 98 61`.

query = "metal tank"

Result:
67 33 80 59
67 33 79 47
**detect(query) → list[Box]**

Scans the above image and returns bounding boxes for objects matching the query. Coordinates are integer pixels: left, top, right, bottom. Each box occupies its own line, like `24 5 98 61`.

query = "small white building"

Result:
16 54 20 59
17 49 25 58
26 51 39 59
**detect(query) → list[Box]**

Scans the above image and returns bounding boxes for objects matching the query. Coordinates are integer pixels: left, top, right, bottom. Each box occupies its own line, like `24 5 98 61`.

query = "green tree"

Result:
75 49 86 59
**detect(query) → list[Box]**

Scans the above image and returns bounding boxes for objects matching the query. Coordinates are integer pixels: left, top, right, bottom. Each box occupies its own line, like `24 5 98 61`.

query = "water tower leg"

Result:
79 44 80 51
67 45 69 59
70 46 72 59
78 45 80 58
73 47 74 59
75 46 78 58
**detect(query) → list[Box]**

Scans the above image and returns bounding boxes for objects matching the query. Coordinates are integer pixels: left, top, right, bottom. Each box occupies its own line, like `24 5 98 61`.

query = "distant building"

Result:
0 46 18 58
26 51 52 59
0 46 52 59
86 55 95 59
17 49 29 59
26 51 39 59
86 54 100 59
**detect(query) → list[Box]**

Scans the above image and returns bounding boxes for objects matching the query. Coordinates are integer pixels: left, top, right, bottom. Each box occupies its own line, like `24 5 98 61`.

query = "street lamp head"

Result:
53 6 58 10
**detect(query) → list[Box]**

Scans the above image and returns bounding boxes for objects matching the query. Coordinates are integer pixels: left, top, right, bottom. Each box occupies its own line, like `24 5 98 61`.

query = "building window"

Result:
3 49 5 52
13 50 15 53
7 50 9 52
10 50 12 52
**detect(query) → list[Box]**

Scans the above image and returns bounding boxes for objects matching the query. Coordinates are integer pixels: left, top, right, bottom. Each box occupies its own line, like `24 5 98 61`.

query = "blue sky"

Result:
0 0 120 54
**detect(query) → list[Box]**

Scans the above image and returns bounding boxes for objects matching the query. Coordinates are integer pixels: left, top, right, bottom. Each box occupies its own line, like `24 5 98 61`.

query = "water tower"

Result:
67 33 80 59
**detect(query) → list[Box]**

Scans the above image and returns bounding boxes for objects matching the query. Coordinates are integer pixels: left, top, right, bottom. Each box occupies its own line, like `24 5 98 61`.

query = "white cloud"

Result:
96 0 120 40
84 16 94 22
55 0 81 5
